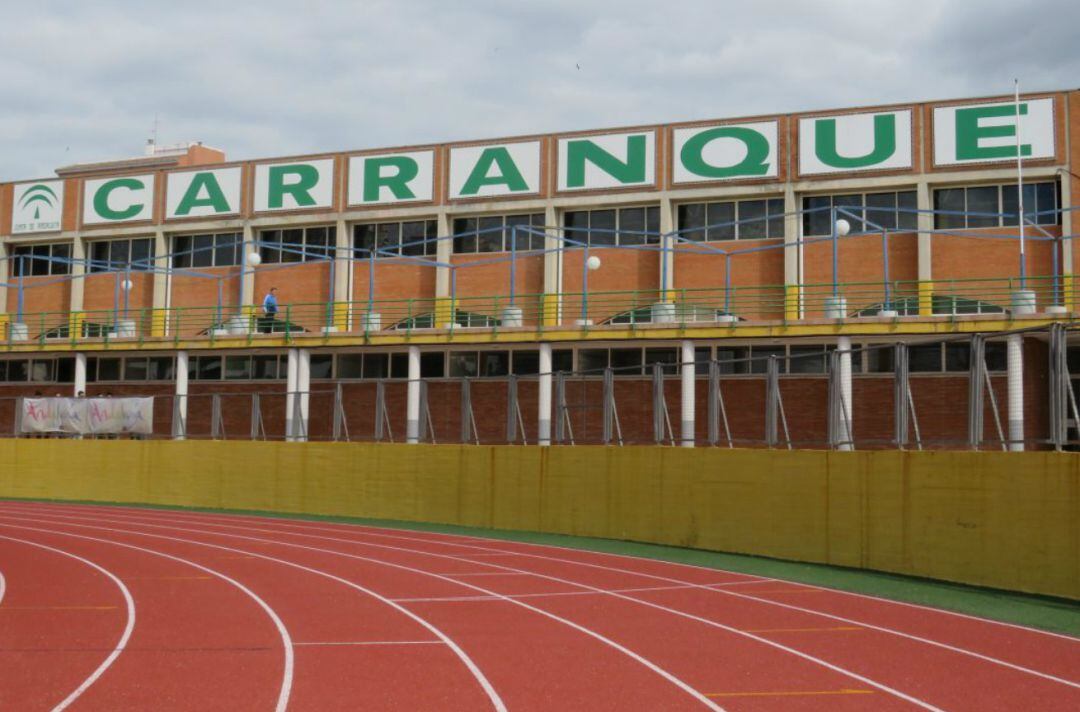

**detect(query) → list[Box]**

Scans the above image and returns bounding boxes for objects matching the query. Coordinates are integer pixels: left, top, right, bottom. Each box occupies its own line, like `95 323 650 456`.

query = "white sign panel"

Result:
672 121 779 184
934 97 1055 166
253 159 334 212
166 167 242 219
449 141 541 199
557 131 655 191
12 180 64 234
348 151 434 206
799 110 912 175
83 174 155 225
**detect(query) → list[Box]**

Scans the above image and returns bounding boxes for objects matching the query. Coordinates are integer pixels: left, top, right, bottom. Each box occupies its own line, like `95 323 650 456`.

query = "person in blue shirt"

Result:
262 287 279 332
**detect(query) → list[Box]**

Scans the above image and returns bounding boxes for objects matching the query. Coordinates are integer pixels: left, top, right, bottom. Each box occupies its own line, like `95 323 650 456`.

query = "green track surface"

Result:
4 497 1078 637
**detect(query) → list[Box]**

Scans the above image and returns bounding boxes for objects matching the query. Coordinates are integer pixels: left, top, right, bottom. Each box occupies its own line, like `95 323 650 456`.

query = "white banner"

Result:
20 397 154 435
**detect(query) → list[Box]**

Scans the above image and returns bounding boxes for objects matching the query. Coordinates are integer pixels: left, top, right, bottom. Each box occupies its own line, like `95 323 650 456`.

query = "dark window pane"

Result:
505 215 530 251
420 352 444 378
424 221 439 257
563 211 589 248
193 234 214 267
945 343 970 372
511 350 539 375
97 358 122 381
738 200 767 239
124 357 149 380
678 203 706 241
400 221 429 257
750 347 784 374
767 198 785 239
8 360 28 381
362 353 389 379
610 348 643 375
552 350 573 373
252 355 279 380
897 191 918 230
803 196 831 236
834 194 864 231
789 346 825 374
353 224 377 255
618 207 646 245
909 344 941 372
934 189 966 229
449 352 478 378
306 227 330 261
149 357 175 380
280 229 304 262
198 356 222 380
215 233 240 266
477 216 504 253
528 213 547 250
56 358 75 383
479 351 508 377
108 240 129 267
377 223 400 255
173 236 192 268
643 347 677 375
589 210 617 246
715 347 748 375
310 355 333 379
390 352 408 378
867 346 894 373
578 349 607 373
1035 182 1057 224
866 192 897 231
453 217 478 254
965 186 999 228
645 206 660 243
985 344 1006 372
30 245 49 276
224 355 250 379
338 354 364 379
260 230 282 263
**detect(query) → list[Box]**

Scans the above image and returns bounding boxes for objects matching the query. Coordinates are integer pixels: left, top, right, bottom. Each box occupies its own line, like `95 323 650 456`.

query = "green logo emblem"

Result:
19 183 59 220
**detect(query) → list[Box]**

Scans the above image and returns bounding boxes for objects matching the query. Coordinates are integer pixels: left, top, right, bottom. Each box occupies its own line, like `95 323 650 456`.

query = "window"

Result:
452 213 545 254
172 232 242 268
803 191 916 236
563 206 660 247
11 243 71 276
88 238 154 273
678 198 784 241
933 182 1060 229
354 220 437 258
259 226 335 264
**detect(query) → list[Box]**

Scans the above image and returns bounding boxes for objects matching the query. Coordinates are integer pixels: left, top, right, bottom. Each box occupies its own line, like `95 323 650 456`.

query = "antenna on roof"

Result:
146 114 160 155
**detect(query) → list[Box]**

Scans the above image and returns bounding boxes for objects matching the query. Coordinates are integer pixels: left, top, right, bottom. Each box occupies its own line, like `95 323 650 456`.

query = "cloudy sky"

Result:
1 0 1077 180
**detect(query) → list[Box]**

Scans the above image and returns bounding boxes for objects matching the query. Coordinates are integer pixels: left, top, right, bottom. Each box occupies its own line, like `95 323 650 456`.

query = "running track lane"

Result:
2 505 988 711
0 535 133 710
0 517 504 711
19 501 1080 712
0 525 289 711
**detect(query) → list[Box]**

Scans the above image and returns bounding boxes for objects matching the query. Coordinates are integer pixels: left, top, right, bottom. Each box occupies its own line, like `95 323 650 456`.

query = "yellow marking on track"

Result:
745 625 864 633
0 605 117 611
707 689 875 698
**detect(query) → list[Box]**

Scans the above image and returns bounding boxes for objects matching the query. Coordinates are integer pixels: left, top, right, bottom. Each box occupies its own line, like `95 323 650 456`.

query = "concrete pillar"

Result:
151 229 168 309
70 235 86 313
436 212 452 297
406 345 421 443
1007 334 1024 451
73 352 87 396
1059 173 1073 308
296 348 311 442
334 218 351 302
680 340 695 447
538 342 552 446
0 241 8 314
173 351 189 440
285 347 298 441
659 196 675 299
241 222 256 308
838 336 853 450
783 184 800 319
916 181 934 315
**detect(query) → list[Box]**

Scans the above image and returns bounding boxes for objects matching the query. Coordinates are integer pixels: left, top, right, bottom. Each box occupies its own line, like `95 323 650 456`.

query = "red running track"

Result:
0 500 1077 711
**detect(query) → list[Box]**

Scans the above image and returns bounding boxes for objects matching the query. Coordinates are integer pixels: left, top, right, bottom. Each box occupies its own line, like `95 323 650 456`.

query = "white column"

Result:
334 218 350 303
1007 334 1024 451
680 340 695 447
538 342 553 446
241 223 256 308
436 212 452 298
70 235 86 313
73 352 87 396
297 348 311 442
838 336 853 451
406 345 421 443
285 347 298 441
174 351 189 440
152 229 168 311
0 242 8 314
660 196 675 298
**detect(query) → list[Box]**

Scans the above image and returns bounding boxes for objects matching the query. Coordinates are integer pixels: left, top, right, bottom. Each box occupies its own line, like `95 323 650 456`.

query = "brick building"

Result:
1 89 1077 447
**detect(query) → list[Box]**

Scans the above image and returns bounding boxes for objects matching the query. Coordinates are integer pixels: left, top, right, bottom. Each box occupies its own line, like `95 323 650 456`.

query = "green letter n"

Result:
363 156 419 202
815 114 896 169
175 172 231 215
955 104 1032 161
268 164 319 208
565 135 646 187
460 147 528 195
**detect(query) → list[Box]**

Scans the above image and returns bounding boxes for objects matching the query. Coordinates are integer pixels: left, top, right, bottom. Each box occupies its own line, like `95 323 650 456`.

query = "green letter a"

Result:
175 172 231 215
460 147 528 195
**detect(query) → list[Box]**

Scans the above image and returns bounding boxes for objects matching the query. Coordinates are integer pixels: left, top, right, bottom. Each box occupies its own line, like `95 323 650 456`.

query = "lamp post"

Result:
826 215 850 319
580 252 601 325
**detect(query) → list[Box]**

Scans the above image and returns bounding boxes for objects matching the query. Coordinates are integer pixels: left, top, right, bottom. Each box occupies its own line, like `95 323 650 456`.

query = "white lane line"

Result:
0 515 506 712
0 535 136 712
68 512 943 712
0 567 6 606
436 572 533 577
393 582 768 603
293 640 443 647
0 525 293 712
1 511 726 712
120 506 1080 687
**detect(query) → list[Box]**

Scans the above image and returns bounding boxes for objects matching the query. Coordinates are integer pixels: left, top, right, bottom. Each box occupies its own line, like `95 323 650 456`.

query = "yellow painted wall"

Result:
0 441 1075 600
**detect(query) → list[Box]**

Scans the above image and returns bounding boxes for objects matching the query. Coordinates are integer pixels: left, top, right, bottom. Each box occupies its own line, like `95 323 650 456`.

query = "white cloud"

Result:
0 0 1076 180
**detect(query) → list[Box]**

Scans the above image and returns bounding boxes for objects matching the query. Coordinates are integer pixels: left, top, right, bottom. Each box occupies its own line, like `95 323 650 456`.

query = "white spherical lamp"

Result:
586 255 601 271
835 219 851 237
121 279 134 291
246 251 262 267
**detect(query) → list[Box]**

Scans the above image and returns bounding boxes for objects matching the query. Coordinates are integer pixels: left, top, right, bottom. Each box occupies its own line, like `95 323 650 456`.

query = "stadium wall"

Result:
1 440 1075 599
